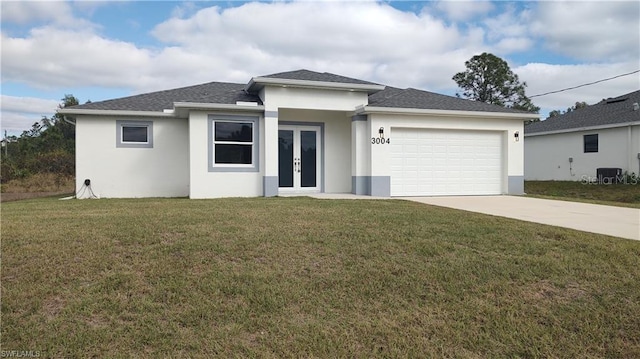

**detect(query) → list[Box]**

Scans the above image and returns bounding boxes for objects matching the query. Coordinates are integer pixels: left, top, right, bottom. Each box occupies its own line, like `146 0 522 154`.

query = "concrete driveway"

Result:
403 196 640 241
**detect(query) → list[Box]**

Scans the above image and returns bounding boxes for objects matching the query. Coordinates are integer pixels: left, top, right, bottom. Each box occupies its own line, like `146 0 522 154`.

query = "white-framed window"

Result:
208 115 259 172
116 120 153 148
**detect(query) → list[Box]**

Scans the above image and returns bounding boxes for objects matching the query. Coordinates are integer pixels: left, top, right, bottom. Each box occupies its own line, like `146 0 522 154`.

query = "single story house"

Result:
58 69 539 199
525 90 640 181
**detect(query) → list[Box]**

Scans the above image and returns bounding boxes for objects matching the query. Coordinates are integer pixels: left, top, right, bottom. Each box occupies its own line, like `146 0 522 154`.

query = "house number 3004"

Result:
371 137 390 144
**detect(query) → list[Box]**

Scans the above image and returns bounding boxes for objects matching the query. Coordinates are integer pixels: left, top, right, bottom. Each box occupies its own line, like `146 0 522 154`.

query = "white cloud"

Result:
516 62 640 111
0 96 60 134
170 1 200 19
1 1 74 24
1 27 154 89
434 0 494 21
481 4 535 56
530 1 640 61
1 95 60 114
2 1 491 94
494 37 533 54
0 0 96 30
150 1 487 90
1 0 639 134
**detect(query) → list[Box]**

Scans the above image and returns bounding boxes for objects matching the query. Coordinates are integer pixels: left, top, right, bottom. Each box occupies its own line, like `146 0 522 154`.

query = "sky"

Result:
1 0 639 136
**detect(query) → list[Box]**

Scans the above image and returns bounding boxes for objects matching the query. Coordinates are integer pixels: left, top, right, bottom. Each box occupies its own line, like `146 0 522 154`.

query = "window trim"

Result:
208 115 260 172
116 120 153 148
583 133 598 153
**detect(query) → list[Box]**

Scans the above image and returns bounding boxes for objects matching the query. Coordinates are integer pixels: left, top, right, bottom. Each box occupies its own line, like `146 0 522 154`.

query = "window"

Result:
116 121 153 148
123 126 148 143
209 116 259 172
215 121 253 164
584 134 598 153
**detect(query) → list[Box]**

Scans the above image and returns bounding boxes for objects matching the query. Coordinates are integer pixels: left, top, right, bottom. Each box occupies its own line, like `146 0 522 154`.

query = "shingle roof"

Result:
525 90 640 134
261 69 379 86
369 86 532 114
65 69 537 115
70 81 261 111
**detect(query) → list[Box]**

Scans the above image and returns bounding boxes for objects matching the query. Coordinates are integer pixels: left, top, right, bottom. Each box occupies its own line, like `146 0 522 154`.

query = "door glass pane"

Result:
300 131 317 187
278 130 294 187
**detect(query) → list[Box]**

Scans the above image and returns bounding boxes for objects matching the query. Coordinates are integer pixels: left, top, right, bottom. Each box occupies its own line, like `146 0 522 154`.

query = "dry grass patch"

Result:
2 197 639 357
1 173 75 202
525 180 640 208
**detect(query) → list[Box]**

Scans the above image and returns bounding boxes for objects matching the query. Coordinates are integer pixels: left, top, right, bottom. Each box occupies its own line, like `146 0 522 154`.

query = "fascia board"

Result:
173 102 265 112
359 106 540 120
525 121 640 137
57 108 175 117
247 77 385 93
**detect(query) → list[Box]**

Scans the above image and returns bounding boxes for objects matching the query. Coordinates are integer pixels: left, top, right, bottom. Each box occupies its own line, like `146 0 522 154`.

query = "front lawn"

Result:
525 180 640 208
2 197 639 357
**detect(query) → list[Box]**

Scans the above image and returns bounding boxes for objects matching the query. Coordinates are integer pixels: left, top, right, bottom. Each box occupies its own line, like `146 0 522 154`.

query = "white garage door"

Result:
391 128 503 196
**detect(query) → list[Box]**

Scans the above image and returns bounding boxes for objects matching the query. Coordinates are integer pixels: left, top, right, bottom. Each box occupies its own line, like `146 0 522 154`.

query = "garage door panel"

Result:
391 128 503 196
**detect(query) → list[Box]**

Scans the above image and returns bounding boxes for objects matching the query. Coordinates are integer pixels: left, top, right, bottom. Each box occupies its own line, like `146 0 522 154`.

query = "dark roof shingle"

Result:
65 69 540 115
261 69 379 86
525 90 640 134
70 81 261 112
369 87 532 114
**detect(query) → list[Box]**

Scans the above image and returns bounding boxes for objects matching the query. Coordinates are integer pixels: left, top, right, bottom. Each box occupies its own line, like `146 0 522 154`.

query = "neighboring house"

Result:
58 69 538 199
525 90 640 181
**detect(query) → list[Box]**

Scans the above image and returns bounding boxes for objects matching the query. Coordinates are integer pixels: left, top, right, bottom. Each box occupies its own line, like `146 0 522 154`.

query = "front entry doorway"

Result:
278 125 321 193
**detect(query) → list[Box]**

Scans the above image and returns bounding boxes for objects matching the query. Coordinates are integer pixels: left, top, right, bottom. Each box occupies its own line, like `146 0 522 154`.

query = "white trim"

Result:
59 103 265 117
357 105 540 120
173 102 265 111
116 120 153 148
525 121 640 137
247 77 385 93
58 108 174 117
277 125 323 194
208 115 260 173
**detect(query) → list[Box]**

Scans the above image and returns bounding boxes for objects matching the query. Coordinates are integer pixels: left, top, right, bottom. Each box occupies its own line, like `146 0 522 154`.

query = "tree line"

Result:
1 95 79 183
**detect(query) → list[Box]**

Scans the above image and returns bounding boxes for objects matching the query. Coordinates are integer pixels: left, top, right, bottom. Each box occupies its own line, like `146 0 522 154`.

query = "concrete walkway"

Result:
403 196 640 241
301 193 640 241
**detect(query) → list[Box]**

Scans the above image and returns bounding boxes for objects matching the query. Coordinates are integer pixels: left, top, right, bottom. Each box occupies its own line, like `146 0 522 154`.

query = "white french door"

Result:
278 125 321 193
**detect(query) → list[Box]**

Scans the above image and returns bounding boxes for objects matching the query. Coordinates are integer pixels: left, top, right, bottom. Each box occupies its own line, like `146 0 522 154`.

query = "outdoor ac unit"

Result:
596 168 622 184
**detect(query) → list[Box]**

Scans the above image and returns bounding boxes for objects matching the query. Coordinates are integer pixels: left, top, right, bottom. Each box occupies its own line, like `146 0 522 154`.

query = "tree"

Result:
453 52 539 113
0 95 79 183
548 101 588 118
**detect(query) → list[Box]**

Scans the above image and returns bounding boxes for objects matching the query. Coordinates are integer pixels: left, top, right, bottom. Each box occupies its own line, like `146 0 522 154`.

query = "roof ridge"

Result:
260 69 379 86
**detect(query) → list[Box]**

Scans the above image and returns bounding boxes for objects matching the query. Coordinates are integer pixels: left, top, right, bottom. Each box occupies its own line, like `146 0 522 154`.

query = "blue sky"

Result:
2 1 639 136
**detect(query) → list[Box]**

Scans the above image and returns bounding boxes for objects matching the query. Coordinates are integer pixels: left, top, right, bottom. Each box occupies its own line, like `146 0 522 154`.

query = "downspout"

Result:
62 116 76 126
627 125 633 174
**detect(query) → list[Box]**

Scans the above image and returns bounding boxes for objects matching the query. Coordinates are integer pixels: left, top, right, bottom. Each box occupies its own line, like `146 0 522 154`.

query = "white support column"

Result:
351 115 370 195
263 110 279 196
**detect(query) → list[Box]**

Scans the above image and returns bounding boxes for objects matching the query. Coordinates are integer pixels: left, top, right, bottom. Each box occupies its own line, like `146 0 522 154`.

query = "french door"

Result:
278 125 321 193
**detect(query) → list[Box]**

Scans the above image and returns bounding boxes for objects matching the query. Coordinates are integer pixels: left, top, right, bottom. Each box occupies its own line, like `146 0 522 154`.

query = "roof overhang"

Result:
57 108 175 118
58 102 265 118
246 77 385 94
172 102 265 117
525 121 640 137
356 105 540 120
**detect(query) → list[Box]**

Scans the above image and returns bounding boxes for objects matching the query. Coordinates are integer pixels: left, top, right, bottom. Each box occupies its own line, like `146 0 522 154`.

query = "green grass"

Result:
2 197 639 357
525 180 640 208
